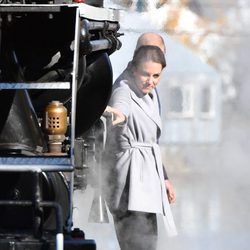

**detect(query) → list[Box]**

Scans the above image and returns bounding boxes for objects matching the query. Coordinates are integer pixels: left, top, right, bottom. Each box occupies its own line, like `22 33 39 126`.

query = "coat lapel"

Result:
130 89 162 130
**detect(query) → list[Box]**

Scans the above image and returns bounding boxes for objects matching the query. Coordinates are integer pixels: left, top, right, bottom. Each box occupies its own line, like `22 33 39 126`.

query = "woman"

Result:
104 45 177 250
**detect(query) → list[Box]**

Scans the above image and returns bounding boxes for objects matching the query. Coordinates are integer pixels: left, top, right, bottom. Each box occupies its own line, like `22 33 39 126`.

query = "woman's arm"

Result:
104 105 126 126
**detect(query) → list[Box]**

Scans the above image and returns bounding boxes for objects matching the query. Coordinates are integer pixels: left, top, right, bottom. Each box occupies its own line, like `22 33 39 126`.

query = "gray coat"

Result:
104 77 177 236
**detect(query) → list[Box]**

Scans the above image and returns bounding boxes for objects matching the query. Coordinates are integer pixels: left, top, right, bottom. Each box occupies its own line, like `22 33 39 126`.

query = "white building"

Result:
158 36 221 144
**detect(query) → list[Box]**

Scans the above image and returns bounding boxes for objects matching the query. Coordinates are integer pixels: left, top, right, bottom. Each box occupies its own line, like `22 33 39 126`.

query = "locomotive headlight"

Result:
43 100 68 154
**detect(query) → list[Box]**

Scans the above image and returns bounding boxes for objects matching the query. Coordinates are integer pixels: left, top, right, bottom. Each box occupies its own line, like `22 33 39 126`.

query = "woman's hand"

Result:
104 106 126 126
165 180 176 204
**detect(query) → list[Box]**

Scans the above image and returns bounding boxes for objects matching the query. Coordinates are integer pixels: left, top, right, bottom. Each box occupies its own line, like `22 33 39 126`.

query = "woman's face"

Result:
132 60 163 95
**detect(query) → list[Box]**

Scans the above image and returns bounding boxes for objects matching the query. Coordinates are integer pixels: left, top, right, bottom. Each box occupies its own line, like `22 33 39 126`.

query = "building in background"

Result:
158 37 221 144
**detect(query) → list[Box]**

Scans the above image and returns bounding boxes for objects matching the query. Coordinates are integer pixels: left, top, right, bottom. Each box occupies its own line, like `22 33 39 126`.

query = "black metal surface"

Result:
0 238 96 250
0 8 76 82
0 3 120 249
74 52 113 136
85 0 103 7
0 90 46 154
29 52 113 136
0 172 69 232
0 5 62 13
0 0 103 7
0 9 114 136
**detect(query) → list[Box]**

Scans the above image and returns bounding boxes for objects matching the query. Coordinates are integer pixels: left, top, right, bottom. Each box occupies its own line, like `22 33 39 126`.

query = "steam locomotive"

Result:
0 0 121 249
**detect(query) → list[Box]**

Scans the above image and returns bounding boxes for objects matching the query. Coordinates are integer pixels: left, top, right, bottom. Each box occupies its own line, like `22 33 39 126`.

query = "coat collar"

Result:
129 84 162 130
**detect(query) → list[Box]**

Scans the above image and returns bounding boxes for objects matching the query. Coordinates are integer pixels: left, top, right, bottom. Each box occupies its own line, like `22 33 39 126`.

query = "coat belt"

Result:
120 140 156 150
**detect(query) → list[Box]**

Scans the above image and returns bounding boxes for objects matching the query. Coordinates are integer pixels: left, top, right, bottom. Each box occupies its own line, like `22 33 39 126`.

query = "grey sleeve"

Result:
109 83 131 118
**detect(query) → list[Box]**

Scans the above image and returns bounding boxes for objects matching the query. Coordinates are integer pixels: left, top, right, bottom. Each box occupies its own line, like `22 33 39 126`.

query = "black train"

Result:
0 1 121 249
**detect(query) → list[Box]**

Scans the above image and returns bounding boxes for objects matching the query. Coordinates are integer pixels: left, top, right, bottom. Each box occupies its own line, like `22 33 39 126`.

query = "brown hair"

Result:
131 45 166 69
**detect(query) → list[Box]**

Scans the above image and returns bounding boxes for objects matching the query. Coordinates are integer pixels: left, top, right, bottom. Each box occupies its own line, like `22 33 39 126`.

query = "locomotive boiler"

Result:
0 0 121 249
